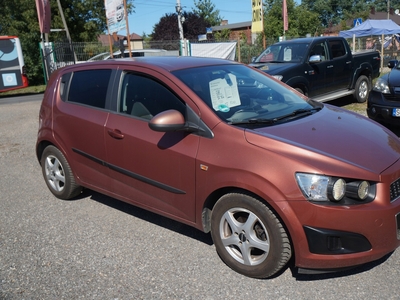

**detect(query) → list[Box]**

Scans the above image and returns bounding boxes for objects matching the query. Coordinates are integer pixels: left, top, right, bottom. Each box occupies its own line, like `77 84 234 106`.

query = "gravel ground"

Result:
1 96 399 300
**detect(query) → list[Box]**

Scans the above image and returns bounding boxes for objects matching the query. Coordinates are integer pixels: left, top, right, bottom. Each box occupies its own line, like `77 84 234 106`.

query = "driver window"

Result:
119 73 186 120
309 43 326 61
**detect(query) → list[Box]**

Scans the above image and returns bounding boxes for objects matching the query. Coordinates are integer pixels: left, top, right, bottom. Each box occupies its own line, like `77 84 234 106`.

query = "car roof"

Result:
274 36 343 45
65 56 240 73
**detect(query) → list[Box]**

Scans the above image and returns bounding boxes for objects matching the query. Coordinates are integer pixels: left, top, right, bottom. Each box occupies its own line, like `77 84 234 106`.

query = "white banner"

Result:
190 42 237 60
105 0 126 33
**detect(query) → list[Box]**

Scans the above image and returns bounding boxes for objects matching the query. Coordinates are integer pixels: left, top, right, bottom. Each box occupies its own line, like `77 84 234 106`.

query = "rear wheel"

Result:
210 193 292 278
41 145 82 200
354 75 370 103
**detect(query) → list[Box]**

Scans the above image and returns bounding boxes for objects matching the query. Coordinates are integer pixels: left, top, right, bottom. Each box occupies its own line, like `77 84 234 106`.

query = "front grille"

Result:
384 87 400 101
390 178 400 202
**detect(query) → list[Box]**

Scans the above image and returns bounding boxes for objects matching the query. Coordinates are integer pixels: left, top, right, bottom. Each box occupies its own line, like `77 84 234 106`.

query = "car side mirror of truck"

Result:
388 60 398 69
309 55 322 64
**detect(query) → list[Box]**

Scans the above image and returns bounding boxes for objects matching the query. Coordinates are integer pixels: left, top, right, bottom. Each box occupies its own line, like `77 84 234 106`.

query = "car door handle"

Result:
327 65 333 68
108 129 124 139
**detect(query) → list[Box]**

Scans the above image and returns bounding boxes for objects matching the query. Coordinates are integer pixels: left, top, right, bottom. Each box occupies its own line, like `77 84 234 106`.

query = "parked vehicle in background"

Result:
87 49 175 61
0 36 28 93
36 56 400 279
368 59 400 125
250 36 380 103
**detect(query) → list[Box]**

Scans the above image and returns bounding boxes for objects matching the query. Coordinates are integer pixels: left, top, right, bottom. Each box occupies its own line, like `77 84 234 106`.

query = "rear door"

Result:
104 69 199 222
54 68 116 191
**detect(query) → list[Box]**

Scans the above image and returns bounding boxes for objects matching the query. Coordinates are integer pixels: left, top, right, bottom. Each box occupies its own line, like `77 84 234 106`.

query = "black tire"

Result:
354 75 370 103
210 193 292 278
40 145 82 200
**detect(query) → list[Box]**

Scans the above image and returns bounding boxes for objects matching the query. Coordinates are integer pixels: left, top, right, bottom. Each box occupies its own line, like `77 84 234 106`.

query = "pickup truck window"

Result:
309 43 327 61
255 43 309 63
329 40 346 59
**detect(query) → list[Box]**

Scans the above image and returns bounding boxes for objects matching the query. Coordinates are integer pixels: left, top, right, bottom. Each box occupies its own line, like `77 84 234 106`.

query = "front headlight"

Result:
295 173 375 204
373 78 390 94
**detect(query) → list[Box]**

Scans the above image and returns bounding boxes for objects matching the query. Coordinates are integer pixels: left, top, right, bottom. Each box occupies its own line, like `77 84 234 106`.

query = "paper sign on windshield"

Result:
209 74 241 112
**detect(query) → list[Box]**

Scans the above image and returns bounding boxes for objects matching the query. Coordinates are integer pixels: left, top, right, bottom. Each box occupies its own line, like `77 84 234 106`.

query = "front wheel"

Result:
354 75 370 103
41 145 82 200
210 193 292 278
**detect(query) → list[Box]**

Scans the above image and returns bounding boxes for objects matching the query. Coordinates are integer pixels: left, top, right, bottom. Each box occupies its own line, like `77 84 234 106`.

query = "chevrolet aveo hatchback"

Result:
36 56 400 278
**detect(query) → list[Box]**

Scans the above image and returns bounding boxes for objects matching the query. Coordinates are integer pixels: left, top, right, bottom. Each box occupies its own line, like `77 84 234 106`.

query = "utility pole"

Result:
176 0 187 56
56 0 77 63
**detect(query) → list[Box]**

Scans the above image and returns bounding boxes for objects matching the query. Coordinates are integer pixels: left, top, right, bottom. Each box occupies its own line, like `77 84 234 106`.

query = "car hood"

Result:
387 68 400 86
249 62 296 75
245 104 400 177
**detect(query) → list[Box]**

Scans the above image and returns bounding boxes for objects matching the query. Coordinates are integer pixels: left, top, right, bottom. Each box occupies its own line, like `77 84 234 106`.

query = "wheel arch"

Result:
285 77 310 96
352 63 372 88
201 187 295 245
36 140 53 164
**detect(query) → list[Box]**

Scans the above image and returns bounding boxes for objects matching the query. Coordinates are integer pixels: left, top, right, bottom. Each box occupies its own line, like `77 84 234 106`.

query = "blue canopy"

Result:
339 19 400 38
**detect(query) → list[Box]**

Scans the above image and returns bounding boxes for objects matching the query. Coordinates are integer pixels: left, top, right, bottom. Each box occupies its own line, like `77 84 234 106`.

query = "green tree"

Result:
373 0 400 12
0 0 134 85
213 28 231 41
192 0 222 26
300 0 372 27
260 0 321 43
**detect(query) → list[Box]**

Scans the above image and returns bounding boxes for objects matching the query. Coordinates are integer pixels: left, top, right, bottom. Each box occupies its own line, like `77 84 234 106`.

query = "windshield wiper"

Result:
228 108 321 125
228 118 276 125
272 108 321 122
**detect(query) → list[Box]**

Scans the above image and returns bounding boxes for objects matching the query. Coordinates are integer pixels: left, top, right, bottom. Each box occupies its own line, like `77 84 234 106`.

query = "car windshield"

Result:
173 64 321 127
254 43 309 63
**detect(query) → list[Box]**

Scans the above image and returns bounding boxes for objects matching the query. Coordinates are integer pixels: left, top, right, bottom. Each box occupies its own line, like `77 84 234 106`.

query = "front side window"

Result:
310 43 327 61
119 73 186 119
67 69 112 109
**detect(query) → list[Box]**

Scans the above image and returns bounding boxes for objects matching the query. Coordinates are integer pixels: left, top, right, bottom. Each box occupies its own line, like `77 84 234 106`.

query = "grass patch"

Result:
0 85 46 97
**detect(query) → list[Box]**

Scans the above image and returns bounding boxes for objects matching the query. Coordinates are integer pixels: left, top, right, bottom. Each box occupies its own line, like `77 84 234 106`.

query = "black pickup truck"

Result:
250 36 381 102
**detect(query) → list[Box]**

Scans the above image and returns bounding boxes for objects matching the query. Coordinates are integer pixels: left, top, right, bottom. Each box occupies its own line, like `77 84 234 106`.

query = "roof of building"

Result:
211 21 252 31
97 33 143 46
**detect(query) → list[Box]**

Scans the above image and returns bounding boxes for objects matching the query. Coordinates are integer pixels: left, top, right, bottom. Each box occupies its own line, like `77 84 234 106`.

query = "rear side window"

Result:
329 40 346 59
67 69 112 109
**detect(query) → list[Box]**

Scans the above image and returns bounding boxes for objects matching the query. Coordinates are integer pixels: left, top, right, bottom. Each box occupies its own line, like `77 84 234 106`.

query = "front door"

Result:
105 71 199 222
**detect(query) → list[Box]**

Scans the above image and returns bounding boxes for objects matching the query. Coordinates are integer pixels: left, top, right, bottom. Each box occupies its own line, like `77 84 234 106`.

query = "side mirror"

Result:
148 109 186 132
309 55 322 64
388 60 398 69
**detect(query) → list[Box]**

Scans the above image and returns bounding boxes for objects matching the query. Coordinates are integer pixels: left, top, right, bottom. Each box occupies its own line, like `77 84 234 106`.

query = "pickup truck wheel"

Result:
354 75 370 103
210 193 292 278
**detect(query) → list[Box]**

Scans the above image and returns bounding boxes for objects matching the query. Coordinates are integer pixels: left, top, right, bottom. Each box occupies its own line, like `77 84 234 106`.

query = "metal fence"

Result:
43 36 400 81
40 39 275 79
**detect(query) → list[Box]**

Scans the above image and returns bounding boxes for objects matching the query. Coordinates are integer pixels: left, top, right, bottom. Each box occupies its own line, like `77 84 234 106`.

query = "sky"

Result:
123 0 255 36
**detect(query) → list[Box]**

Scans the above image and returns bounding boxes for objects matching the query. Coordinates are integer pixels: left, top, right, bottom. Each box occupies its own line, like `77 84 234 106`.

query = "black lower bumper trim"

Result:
304 226 372 255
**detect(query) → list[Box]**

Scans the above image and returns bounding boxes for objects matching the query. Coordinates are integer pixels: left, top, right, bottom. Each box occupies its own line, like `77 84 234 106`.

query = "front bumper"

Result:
277 159 400 271
367 90 400 125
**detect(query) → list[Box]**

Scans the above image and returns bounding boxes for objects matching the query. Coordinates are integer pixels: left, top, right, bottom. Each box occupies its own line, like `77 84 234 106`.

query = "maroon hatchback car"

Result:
36 56 400 278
